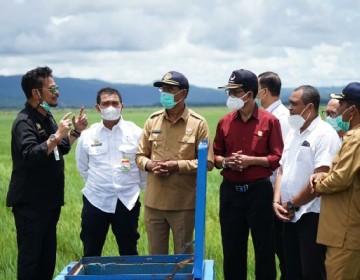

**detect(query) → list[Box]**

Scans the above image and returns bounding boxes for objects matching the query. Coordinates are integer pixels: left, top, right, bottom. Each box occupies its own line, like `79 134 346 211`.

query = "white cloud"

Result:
0 0 360 89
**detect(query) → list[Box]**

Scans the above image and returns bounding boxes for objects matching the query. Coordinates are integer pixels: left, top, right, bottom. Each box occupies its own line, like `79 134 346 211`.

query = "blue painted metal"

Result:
54 140 213 279
193 139 208 279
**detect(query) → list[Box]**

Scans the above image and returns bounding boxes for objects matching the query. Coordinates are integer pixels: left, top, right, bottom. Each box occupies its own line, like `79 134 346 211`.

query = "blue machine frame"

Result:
55 140 213 280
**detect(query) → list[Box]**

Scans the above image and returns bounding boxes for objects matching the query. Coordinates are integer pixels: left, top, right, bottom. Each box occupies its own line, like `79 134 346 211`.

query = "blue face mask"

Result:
336 115 350 131
160 90 182 109
40 100 51 112
325 116 342 131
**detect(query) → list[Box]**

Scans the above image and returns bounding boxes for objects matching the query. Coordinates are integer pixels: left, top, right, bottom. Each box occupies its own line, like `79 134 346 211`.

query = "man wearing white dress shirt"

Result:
273 85 341 279
258 71 290 280
76 87 147 257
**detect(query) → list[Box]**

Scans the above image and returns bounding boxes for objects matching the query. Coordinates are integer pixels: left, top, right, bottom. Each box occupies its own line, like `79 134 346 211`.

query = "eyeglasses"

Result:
225 89 246 97
39 85 59 94
321 110 337 118
158 86 180 93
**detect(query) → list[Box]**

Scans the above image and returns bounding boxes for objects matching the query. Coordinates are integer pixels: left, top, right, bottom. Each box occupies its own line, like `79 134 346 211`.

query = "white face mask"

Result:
226 92 248 111
100 106 121 121
288 105 310 131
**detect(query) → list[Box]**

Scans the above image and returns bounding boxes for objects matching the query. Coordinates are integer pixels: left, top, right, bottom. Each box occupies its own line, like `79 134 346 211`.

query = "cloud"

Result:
0 0 360 88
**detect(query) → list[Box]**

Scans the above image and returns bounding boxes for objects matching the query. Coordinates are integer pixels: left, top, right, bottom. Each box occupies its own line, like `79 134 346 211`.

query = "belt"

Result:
225 177 270 193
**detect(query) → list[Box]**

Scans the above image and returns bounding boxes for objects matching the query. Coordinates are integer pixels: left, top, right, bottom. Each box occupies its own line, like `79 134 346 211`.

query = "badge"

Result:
257 131 263 137
151 130 161 134
121 157 131 172
91 139 102 147
186 128 193 135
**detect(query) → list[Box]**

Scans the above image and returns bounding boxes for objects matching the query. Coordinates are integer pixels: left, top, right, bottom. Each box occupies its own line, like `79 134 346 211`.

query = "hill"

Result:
0 75 342 108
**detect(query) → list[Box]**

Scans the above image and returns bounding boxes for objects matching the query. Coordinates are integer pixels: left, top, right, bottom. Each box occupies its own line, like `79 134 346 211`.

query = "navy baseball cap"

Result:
330 82 360 101
218 69 258 90
153 71 189 89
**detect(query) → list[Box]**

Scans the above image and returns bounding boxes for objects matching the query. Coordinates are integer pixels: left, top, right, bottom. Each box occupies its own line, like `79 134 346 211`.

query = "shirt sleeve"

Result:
177 119 214 174
13 119 49 166
75 134 89 181
316 133 360 194
135 118 152 171
266 118 284 171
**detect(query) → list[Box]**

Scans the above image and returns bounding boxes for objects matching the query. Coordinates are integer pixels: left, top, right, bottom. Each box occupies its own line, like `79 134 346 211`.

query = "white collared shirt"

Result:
76 118 147 212
280 116 341 222
267 100 290 185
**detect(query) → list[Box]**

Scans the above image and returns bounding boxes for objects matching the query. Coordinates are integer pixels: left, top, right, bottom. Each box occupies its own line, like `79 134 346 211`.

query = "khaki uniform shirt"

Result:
136 106 214 210
316 123 360 250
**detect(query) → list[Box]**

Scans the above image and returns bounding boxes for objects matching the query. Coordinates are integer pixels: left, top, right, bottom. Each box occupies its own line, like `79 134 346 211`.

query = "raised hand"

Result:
72 107 88 132
57 112 73 138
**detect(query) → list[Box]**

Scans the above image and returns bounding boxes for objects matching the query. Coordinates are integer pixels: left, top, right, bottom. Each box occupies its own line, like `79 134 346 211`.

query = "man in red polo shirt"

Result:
213 69 283 280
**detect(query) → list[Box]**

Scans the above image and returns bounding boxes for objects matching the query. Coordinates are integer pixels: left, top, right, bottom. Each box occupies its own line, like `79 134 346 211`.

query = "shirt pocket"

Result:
251 130 269 155
148 134 163 151
177 135 196 158
88 145 108 167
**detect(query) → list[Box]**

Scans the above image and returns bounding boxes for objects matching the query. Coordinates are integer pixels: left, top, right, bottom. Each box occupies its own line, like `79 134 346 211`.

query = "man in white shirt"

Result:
273 85 340 280
258 71 290 280
76 87 147 257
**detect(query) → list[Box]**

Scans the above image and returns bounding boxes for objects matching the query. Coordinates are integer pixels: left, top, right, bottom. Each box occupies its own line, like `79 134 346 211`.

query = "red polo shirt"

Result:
213 105 283 184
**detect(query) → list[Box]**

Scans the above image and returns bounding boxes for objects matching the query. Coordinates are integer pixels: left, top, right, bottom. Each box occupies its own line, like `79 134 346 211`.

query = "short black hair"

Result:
294 85 320 112
21 66 53 99
96 87 122 104
258 71 282 97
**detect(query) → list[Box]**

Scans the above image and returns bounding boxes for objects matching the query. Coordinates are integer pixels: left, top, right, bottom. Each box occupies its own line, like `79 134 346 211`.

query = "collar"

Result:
25 101 51 122
164 105 189 122
266 99 282 113
302 115 321 134
233 103 259 121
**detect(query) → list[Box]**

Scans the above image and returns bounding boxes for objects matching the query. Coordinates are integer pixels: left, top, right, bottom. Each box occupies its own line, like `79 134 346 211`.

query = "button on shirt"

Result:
266 100 290 185
213 105 283 184
136 106 214 210
280 116 341 222
76 119 147 213
316 123 360 249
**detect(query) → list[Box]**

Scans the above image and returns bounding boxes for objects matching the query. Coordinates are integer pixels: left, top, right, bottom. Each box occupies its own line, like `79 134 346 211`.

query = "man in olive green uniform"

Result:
136 71 214 254
310 82 360 280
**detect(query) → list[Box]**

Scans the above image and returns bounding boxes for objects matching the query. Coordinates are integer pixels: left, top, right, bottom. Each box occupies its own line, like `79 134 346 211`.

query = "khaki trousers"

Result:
326 241 360 280
144 206 195 255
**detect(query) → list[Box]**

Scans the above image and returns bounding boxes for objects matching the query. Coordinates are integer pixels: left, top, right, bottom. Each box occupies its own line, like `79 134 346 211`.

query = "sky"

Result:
1 0 360 89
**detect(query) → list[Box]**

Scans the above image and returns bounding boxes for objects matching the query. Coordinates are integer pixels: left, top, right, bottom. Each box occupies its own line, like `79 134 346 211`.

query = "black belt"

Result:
224 177 270 193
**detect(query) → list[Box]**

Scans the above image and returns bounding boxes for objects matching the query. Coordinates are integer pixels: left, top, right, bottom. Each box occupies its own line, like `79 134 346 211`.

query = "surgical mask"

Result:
326 116 342 131
100 106 121 121
160 90 182 109
40 100 51 112
255 89 266 107
226 92 249 111
336 107 353 131
38 93 51 112
288 105 310 131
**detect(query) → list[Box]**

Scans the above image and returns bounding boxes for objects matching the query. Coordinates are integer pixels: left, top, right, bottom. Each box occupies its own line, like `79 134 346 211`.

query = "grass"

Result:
0 106 281 280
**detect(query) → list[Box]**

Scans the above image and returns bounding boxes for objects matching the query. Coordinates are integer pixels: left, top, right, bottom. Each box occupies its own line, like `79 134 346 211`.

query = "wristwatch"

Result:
49 134 60 145
221 158 228 169
287 200 299 212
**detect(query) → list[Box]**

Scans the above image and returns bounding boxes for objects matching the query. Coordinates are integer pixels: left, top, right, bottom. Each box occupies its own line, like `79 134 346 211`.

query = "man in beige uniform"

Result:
136 71 214 255
310 82 360 280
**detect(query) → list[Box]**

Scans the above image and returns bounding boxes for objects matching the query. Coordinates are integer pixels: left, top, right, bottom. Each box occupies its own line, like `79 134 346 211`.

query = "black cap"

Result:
153 71 189 89
330 82 360 101
218 69 258 90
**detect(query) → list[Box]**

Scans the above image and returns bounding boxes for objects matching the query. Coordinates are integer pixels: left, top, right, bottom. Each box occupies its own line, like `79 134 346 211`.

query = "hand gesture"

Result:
309 172 326 194
72 107 88 132
57 112 73 138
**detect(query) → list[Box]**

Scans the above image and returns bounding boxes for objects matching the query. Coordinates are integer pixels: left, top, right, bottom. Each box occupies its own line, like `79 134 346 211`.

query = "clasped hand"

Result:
147 159 179 177
226 150 250 172
273 202 295 222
